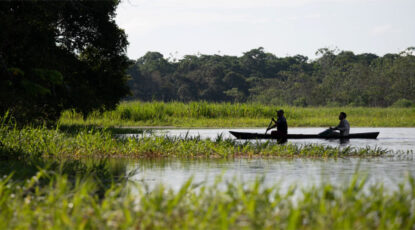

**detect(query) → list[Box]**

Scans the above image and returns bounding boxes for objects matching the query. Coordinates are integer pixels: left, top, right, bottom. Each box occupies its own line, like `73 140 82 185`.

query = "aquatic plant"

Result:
0 171 414 229
59 101 415 127
0 115 411 229
0 123 390 159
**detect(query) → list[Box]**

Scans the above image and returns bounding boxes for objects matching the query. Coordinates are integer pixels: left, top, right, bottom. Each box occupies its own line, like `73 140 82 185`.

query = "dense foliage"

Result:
0 0 130 124
127 47 415 107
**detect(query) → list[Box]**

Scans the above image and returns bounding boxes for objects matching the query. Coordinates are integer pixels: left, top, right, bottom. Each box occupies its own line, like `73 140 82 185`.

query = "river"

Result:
126 128 415 190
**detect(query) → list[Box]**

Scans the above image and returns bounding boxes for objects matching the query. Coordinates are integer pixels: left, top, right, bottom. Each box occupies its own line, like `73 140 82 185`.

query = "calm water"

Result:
128 157 415 191
151 127 415 152
127 128 415 190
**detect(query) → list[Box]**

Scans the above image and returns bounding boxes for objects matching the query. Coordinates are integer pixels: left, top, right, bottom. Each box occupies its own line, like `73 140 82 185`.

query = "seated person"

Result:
266 109 287 138
328 112 350 137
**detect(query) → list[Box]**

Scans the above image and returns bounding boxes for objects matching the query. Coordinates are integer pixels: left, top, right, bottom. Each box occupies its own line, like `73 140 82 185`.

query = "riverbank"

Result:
59 101 415 128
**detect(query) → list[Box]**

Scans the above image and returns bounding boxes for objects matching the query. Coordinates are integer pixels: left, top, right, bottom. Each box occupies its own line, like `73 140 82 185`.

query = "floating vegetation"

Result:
1 123 390 159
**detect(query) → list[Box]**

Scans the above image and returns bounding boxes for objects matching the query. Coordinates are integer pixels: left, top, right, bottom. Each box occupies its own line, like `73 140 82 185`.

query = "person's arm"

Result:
334 120 346 131
267 124 277 131
266 118 278 131
337 127 346 132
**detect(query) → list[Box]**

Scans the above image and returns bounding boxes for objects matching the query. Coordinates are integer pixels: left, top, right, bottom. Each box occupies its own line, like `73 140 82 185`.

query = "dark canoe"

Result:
229 131 379 140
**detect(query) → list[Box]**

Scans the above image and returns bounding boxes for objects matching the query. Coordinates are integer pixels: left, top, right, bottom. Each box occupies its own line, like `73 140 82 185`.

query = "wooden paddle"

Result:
264 119 273 134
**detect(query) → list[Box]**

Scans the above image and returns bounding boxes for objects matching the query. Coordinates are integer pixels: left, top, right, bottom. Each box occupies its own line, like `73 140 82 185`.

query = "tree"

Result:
125 46 415 107
0 0 130 124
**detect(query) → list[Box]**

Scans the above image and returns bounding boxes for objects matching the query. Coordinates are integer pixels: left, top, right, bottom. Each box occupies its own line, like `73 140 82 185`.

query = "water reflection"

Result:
138 127 415 152
121 127 415 191
128 157 415 191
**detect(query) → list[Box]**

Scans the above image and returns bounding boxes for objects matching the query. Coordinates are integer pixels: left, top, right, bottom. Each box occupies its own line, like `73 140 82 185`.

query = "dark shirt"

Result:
276 116 288 134
334 119 350 136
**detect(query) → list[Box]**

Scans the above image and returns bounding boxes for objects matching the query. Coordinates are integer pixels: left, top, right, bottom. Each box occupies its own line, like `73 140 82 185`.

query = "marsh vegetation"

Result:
1 168 415 229
0 122 390 159
60 101 415 127
1 112 415 229
2 1 414 228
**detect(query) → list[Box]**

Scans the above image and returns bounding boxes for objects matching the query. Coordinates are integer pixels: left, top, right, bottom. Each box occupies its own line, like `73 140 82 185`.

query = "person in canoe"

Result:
320 112 350 137
266 109 288 138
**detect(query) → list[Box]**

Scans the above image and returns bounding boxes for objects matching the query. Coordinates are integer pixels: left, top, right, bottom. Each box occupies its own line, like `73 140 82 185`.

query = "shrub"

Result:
391 98 414 108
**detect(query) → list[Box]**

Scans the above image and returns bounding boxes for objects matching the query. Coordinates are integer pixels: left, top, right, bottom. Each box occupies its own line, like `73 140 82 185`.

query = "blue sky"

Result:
115 0 415 60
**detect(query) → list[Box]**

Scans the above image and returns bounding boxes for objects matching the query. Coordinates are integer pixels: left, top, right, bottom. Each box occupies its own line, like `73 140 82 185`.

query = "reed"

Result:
1 171 414 229
59 101 415 127
0 116 412 229
0 124 390 159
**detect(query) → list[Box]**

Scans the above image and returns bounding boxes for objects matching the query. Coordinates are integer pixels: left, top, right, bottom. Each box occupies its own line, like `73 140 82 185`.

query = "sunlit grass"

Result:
0 124 390 159
1 171 415 229
59 101 415 127
1 114 413 229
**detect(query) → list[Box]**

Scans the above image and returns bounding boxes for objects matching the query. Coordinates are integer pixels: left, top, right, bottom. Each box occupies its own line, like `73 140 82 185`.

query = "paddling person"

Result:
266 109 288 138
329 112 350 136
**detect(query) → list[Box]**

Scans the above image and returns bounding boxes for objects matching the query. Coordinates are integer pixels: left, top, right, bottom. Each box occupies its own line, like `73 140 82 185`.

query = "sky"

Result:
115 0 415 60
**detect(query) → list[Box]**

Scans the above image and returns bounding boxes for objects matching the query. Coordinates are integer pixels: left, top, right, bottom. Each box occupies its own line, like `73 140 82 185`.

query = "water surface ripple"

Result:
127 128 415 190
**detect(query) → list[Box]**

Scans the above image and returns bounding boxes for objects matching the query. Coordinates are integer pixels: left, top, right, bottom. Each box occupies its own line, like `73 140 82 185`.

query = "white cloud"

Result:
116 0 379 34
116 2 273 34
116 0 414 59
304 13 322 19
121 0 380 9
371 24 400 36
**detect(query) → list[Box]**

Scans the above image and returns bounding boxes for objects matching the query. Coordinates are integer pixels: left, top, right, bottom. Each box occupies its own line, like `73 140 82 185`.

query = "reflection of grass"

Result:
59 101 415 127
1 172 415 229
1 124 389 158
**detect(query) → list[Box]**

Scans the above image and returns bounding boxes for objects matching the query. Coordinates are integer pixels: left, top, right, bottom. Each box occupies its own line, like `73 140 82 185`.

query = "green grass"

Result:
59 101 415 127
1 170 415 229
0 124 390 159
57 124 149 135
1 116 413 229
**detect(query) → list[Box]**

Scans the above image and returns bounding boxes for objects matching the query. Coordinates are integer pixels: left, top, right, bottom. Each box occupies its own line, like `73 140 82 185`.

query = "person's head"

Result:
277 109 284 118
339 112 347 120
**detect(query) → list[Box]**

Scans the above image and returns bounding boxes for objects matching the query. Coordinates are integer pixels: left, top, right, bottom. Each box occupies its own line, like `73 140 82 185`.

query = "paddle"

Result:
264 119 274 135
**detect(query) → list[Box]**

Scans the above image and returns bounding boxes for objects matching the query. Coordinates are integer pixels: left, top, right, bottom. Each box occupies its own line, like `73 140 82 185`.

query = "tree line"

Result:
2 1 414 125
127 47 415 107
1 0 130 124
